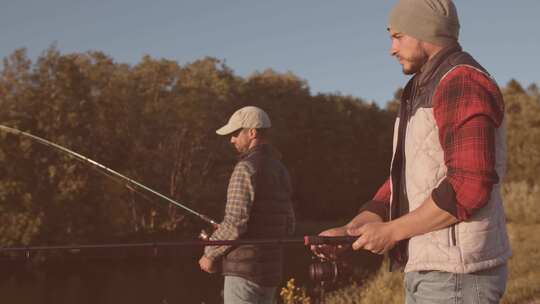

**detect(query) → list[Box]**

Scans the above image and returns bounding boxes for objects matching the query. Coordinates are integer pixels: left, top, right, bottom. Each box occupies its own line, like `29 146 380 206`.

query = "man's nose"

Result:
390 40 398 57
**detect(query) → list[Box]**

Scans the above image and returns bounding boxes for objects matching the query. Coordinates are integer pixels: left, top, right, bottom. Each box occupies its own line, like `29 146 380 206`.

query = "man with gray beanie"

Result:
199 106 295 304
314 0 510 302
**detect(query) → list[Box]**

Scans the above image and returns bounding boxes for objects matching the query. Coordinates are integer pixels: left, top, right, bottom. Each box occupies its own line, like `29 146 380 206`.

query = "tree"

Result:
504 80 540 184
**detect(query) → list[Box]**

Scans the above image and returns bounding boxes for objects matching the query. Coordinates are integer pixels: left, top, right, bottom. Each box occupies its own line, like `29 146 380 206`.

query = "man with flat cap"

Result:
314 0 510 302
199 106 295 304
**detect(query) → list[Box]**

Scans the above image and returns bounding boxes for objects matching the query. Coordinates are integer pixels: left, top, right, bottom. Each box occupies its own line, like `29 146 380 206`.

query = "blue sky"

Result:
1 1 539 106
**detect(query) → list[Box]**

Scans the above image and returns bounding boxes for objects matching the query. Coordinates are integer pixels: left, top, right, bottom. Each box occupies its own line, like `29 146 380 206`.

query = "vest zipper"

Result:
390 78 416 221
450 224 457 246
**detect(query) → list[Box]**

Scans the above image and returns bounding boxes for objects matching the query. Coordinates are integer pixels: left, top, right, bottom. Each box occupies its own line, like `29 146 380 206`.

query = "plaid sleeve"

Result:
359 177 390 221
432 66 504 220
204 161 255 260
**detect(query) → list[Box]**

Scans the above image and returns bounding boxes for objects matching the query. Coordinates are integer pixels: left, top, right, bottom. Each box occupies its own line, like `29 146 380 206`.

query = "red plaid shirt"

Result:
369 66 504 221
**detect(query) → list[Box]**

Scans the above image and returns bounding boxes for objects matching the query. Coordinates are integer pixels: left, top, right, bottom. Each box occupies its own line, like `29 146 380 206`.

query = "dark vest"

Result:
389 44 489 269
222 144 294 286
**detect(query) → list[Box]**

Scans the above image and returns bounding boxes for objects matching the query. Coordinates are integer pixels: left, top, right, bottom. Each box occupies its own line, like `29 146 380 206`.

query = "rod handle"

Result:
304 235 357 246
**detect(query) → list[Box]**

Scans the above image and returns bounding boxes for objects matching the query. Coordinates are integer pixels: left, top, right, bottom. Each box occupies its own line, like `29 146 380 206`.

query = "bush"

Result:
280 278 311 304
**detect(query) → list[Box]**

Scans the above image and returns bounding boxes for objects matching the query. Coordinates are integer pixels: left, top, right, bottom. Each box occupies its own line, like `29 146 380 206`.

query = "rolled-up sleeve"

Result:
431 66 504 220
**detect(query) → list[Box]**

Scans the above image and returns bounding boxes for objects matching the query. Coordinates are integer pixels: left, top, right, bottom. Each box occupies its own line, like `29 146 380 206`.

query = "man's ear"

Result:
247 128 258 139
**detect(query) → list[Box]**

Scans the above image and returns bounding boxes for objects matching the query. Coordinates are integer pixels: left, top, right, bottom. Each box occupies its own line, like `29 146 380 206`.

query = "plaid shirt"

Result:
204 146 295 260
204 161 255 260
368 65 504 221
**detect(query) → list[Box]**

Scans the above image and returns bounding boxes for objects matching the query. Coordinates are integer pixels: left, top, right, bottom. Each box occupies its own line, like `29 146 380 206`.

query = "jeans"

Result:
223 276 277 304
405 264 508 304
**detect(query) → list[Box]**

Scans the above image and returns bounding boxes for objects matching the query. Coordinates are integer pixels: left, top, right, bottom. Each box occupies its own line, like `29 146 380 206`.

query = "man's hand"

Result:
348 222 398 254
199 255 218 273
311 211 385 259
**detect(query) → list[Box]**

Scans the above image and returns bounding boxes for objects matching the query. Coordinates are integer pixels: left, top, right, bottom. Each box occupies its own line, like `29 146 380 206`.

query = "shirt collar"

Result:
238 143 271 160
416 43 462 88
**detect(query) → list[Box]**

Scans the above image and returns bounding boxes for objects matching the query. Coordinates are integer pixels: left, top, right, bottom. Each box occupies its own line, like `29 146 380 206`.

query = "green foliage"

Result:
0 211 42 246
0 47 392 246
0 47 239 245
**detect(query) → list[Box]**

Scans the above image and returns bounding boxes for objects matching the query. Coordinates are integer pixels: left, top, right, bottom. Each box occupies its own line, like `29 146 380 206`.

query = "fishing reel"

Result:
306 235 356 283
309 257 352 283
198 217 220 240
199 229 211 240
308 256 353 304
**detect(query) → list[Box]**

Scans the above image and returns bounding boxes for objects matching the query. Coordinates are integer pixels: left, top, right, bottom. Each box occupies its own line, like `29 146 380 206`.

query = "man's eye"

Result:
232 129 242 137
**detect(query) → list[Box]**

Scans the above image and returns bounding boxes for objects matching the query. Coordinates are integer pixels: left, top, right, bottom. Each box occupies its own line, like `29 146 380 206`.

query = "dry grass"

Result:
502 223 540 304
324 260 404 304
502 182 540 303
503 181 540 225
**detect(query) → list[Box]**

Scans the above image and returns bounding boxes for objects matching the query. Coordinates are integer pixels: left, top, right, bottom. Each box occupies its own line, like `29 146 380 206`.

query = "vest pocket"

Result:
430 226 456 247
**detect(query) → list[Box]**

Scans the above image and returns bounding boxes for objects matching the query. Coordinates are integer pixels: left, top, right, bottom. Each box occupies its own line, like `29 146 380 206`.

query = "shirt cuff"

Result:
359 200 389 222
431 178 458 218
204 247 223 261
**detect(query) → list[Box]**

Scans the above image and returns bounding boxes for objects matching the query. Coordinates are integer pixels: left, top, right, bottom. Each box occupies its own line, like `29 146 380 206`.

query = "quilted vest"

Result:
221 144 295 286
390 45 511 273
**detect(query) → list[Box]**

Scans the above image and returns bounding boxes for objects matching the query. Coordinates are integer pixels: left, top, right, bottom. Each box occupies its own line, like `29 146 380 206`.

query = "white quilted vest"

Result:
390 66 511 273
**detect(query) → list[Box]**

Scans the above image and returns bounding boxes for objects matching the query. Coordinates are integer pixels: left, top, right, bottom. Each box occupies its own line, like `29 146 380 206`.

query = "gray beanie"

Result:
388 0 460 46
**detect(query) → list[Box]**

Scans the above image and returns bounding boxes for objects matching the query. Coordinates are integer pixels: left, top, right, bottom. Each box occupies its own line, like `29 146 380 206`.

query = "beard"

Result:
402 62 422 75
399 49 429 75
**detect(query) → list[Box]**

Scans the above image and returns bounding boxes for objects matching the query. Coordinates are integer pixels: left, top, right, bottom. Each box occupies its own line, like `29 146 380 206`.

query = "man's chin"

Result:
402 66 416 75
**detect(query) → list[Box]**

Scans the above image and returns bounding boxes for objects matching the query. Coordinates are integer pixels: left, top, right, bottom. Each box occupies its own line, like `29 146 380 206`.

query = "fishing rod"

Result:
0 236 357 253
0 124 218 228
0 236 358 284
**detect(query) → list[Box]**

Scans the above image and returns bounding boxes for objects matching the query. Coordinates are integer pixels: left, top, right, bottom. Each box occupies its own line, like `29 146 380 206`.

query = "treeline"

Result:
0 47 538 247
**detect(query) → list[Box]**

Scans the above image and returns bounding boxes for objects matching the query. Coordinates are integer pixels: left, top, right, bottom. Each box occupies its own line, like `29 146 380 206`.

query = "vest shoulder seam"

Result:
439 64 492 85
